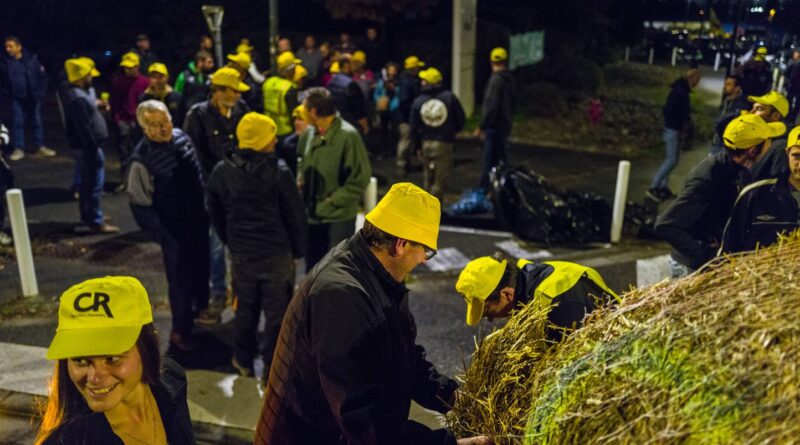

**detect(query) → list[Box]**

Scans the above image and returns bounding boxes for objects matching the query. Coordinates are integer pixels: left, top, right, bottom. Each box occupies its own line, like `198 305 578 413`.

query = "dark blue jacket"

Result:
409 86 466 144
327 73 367 127
57 82 108 150
662 77 692 131
1 50 47 99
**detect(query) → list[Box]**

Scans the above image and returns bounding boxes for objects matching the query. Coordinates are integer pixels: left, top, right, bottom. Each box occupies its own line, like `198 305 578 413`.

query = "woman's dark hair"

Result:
486 252 518 303
35 323 161 444
305 87 336 117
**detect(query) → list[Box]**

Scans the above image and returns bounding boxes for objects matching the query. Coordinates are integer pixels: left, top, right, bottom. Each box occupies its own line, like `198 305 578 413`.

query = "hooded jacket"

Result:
206 149 308 259
662 77 692 130
409 85 466 144
479 69 516 135
139 85 185 128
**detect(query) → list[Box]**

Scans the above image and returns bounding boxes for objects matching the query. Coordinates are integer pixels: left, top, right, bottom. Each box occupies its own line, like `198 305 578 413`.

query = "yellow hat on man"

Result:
419 67 443 85
365 182 440 250
352 50 367 64
148 62 169 77
46 276 154 360
292 104 308 122
490 47 508 62
455 257 507 326
236 42 254 54
277 51 301 71
227 52 252 69
787 126 800 150
722 113 786 150
748 91 789 118
65 58 96 82
237 112 277 151
210 67 251 92
119 51 140 68
404 55 425 70
77 57 101 77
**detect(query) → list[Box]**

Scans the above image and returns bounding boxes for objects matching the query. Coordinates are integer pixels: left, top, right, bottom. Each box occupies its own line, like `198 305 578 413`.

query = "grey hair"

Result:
136 100 171 126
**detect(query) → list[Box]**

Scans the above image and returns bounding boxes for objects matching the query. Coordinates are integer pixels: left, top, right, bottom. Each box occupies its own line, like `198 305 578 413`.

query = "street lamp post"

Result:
202 5 225 69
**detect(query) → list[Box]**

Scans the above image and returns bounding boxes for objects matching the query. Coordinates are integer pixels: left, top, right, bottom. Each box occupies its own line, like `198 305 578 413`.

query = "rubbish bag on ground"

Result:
446 188 494 216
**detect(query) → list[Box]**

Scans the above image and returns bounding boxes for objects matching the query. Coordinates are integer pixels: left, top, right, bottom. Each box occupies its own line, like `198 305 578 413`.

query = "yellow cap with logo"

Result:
455 256 507 326
419 67 443 85
787 126 800 150
65 58 97 83
722 113 786 150
404 55 425 70
236 42 254 54
748 91 789 118
227 52 252 69
365 182 440 250
277 51 301 71
237 112 277 151
148 62 169 77
210 67 250 92
119 52 140 68
46 276 154 360
490 47 508 62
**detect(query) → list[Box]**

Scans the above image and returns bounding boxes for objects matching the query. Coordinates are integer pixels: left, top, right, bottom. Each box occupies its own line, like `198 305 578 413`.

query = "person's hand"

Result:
358 118 370 135
457 436 493 445
473 128 483 139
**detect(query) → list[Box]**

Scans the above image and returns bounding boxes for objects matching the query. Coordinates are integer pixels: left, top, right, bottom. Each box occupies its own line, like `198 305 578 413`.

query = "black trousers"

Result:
231 253 295 370
161 231 210 336
305 219 355 272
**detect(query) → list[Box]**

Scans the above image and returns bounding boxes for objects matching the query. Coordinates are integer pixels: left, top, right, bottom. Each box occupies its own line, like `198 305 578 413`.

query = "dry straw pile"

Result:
449 232 800 444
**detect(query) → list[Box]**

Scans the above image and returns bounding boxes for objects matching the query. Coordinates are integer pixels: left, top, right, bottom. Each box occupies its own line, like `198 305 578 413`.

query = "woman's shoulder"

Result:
40 413 118 445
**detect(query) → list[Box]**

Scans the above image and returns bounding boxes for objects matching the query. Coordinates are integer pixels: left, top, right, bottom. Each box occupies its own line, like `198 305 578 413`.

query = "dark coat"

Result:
410 86 466 145
327 73 367 127
719 176 800 254
479 69 516 135
0 49 47 99
255 232 458 445
206 149 307 259
182 100 249 178
662 77 692 131
397 70 422 123
40 358 196 445
57 82 109 151
743 137 789 184
655 152 743 269
139 88 185 128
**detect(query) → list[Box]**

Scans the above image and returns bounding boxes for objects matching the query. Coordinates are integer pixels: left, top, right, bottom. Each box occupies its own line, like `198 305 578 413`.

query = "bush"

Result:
519 82 569 117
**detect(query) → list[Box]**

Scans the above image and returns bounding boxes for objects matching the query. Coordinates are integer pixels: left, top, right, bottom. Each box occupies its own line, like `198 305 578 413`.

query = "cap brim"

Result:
46 325 143 360
120 61 138 68
90 68 100 77
235 82 251 92
466 297 484 326
766 121 786 138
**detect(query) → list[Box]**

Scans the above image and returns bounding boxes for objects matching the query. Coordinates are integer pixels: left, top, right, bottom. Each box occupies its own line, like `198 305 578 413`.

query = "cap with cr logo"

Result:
46 276 154 360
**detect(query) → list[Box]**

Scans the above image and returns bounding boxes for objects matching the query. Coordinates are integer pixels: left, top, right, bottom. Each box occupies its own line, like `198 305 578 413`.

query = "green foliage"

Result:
518 82 569 118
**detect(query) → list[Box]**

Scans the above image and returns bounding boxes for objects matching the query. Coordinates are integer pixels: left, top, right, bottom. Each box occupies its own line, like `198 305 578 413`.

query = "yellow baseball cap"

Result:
237 112 277 151
210 67 250 92
227 52 252 69
419 67 443 85
748 91 789 118
77 57 101 77
292 104 308 122
352 50 367 64
365 182 440 250
236 42 254 54
404 55 425 70
148 62 169 77
490 47 508 62
119 51 140 68
277 51 301 71
456 257 507 326
722 113 786 150
46 277 154 360
293 64 308 84
330 61 340 74
65 58 96 82
787 126 800 149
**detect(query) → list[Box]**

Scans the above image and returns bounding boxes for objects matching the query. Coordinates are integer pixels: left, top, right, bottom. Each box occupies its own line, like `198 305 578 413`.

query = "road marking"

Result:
439 225 512 238
426 247 471 272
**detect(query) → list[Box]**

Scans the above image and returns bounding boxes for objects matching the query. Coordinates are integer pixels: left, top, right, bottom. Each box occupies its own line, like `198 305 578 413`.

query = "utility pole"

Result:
269 0 279 71
452 0 477 116
729 0 745 75
202 5 225 69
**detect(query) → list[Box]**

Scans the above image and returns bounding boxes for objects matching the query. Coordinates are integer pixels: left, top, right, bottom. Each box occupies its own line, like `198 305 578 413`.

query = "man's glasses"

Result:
409 241 437 260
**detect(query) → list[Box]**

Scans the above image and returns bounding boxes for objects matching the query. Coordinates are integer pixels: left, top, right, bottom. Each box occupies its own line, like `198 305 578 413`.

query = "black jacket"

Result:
655 152 743 269
0 49 47 99
409 86 466 145
206 149 307 259
183 100 249 178
256 232 457 445
479 70 516 135
139 89 185 128
662 77 693 131
57 82 109 150
127 129 208 245
41 358 195 445
743 137 789 184
327 73 367 127
719 176 800 254
397 70 422 123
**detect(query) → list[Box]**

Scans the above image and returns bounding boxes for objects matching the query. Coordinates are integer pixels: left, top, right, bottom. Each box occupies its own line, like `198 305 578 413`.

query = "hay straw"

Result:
449 231 800 444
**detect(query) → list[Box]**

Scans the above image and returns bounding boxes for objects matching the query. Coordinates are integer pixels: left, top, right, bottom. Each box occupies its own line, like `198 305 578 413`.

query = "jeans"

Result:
162 231 210 336
305 219 355 272
651 128 680 190
209 224 227 299
10 97 44 150
76 148 105 225
479 128 509 190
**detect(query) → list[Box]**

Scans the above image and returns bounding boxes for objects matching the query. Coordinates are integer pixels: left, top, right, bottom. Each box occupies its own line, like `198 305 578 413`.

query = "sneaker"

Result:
169 330 198 352
0 232 12 246
194 308 220 325
646 188 663 202
37 146 56 157
231 357 254 377
8 149 24 161
74 222 120 234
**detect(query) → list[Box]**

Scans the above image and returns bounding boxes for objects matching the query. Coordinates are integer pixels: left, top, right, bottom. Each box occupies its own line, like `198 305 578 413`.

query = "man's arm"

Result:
205 168 228 245
127 161 169 242
654 175 717 268
411 344 459 414
325 134 371 210
479 76 501 130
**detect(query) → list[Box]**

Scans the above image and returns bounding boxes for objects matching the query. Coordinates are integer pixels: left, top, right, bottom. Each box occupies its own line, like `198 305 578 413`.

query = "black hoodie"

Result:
479 69 516 135
409 85 466 144
662 77 692 130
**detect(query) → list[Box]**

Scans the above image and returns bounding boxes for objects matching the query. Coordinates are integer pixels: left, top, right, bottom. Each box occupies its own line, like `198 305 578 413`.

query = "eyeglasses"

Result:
409 241 437 260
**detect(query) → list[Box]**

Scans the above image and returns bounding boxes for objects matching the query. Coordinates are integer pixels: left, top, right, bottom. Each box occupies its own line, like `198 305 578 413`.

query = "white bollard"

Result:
355 177 379 232
624 46 630 63
777 73 785 93
773 67 780 90
671 47 678 66
5 189 38 297
648 47 654 65
714 52 721 71
610 161 631 244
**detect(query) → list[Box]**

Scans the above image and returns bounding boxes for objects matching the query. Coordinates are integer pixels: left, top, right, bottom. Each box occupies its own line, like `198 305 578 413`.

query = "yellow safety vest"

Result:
516 259 620 312
262 76 294 136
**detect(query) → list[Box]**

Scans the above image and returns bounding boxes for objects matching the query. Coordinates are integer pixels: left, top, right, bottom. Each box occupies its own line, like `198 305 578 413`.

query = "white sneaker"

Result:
37 146 56 157
0 232 12 246
8 149 24 161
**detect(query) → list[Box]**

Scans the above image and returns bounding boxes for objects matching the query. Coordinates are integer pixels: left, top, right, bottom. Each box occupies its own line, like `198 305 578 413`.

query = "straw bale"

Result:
449 231 800 444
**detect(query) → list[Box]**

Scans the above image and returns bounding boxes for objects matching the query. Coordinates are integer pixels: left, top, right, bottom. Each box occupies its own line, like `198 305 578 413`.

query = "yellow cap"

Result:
365 182 440 250
46 277 154 360
748 91 789 117
330 61 340 74
787 126 800 150
419 67 443 85
119 51 140 68
404 55 425 70
65 58 96 83
352 50 367 64
277 51 301 71
292 104 308 122
456 257 507 326
236 42 254 54
77 57 101 77
148 62 169 77
210 67 251 92
237 112 277 151
490 47 508 62
293 64 308 84
723 113 786 150
227 52 252 69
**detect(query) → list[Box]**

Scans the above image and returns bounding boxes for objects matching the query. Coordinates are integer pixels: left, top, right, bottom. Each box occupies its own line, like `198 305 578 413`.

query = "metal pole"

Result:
610 161 631 244
452 0 477 116
202 5 225 69
624 46 630 63
714 51 721 71
672 47 678 66
5 189 38 297
648 47 655 65
269 0 279 71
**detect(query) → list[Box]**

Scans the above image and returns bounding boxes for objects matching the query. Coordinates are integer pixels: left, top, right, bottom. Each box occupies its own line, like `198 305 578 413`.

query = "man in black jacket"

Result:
655 113 785 278
326 56 369 134
396 55 425 175
255 182 490 445
206 112 307 378
410 67 466 199
648 69 700 201
127 100 209 351
719 126 800 254
58 58 119 234
474 47 516 191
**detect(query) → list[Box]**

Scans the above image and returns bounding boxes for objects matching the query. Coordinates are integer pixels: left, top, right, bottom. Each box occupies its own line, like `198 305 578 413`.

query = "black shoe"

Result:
646 188 663 202
169 331 198 352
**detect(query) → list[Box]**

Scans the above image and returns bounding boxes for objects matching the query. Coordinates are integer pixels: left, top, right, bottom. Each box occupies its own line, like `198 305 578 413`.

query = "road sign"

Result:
510 31 545 69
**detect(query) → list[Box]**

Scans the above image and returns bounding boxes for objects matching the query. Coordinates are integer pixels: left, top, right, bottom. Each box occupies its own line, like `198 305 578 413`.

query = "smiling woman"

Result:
34 277 196 445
